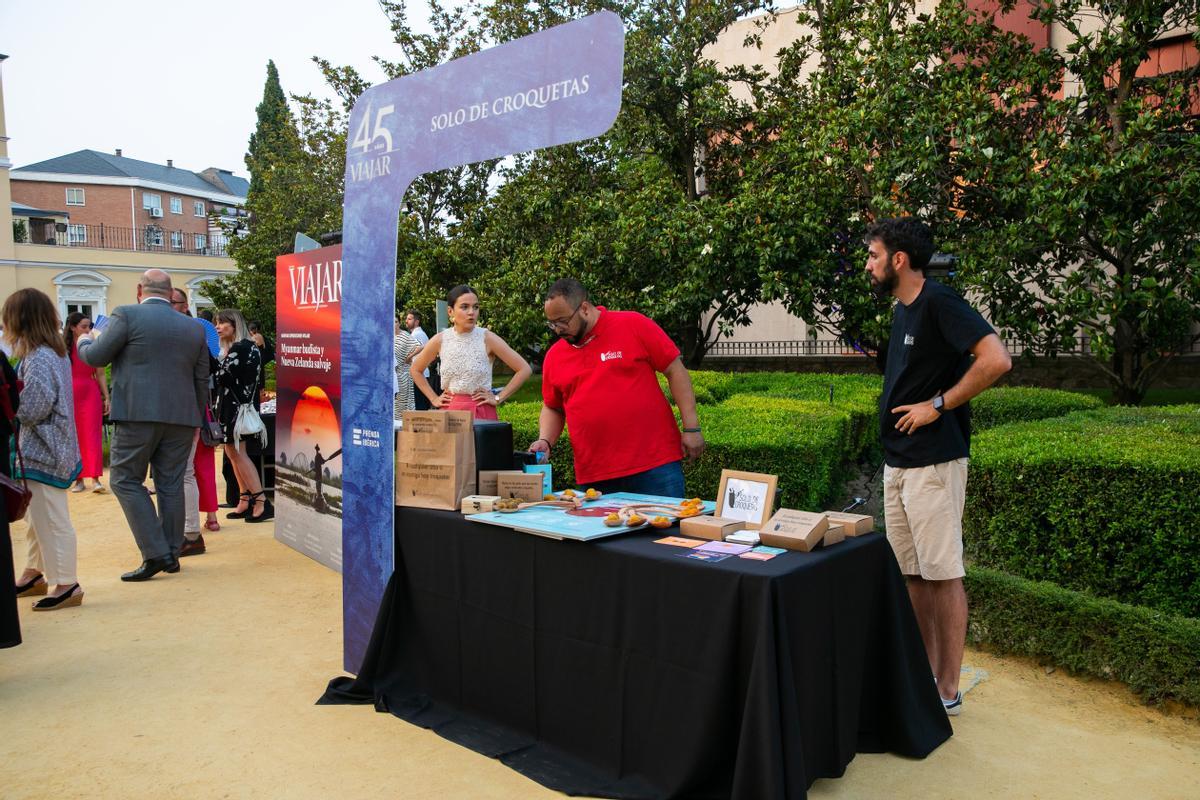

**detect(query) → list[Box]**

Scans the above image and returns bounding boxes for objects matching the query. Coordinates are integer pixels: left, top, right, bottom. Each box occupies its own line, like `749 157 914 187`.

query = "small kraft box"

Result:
823 523 846 546
680 515 746 541
462 495 503 515
758 509 829 552
496 472 544 503
479 470 523 497
823 511 873 536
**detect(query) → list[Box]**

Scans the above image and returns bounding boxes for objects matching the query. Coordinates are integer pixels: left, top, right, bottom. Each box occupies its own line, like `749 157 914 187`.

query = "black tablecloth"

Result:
321 508 951 799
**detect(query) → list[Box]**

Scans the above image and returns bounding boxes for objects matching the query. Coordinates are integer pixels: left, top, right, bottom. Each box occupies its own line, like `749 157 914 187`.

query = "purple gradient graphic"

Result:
340 12 625 671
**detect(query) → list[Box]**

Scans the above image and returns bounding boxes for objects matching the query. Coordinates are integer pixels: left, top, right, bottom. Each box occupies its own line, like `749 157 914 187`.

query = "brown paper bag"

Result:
396 410 477 509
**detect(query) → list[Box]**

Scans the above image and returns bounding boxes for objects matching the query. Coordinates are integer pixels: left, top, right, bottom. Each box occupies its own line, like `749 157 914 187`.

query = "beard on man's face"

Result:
870 255 898 298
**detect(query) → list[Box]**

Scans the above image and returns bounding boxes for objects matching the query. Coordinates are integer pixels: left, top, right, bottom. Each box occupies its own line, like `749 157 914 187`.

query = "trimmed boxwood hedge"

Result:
966 566 1200 706
689 396 864 510
499 372 882 508
971 387 1103 431
965 405 1200 617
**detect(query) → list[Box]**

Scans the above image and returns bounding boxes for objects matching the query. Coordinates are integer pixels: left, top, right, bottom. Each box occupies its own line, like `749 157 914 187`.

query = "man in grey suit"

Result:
79 269 209 581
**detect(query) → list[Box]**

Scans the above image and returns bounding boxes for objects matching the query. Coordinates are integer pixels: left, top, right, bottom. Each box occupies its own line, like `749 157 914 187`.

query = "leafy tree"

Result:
207 62 343 334
435 1 776 364
951 0 1200 404
737 0 1199 403
738 0 998 357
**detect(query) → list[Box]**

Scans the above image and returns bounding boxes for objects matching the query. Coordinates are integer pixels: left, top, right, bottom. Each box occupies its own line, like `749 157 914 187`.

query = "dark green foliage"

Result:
965 406 1200 616
965 566 1200 707
688 396 861 510
971 387 1104 431
206 62 344 335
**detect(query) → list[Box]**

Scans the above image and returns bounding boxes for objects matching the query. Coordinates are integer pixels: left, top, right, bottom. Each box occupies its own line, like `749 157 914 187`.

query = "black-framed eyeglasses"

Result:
546 303 582 332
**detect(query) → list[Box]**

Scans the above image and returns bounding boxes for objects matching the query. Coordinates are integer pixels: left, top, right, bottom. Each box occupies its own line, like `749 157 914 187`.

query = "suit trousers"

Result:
110 421 196 560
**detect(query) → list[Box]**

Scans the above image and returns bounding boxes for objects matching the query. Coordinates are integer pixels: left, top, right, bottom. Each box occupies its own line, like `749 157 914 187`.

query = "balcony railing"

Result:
706 339 871 358
706 336 1200 358
16 220 233 257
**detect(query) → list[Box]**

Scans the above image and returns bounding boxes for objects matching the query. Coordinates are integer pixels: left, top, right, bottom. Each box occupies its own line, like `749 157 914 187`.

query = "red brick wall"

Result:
967 0 1049 48
10 179 213 236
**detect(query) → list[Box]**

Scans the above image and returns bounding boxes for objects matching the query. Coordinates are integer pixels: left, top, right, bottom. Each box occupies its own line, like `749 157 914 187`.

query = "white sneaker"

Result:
942 691 963 716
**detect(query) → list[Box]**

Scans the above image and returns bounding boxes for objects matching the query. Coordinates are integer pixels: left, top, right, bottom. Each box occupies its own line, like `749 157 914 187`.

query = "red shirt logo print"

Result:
600 351 623 362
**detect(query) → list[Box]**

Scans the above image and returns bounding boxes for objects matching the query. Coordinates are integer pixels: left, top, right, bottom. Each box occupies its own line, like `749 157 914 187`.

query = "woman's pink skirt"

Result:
194 442 218 512
445 393 498 420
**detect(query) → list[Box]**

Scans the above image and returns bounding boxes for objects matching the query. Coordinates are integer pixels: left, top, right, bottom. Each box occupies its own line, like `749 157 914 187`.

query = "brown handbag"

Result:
0 446 32 523
0 369 31 522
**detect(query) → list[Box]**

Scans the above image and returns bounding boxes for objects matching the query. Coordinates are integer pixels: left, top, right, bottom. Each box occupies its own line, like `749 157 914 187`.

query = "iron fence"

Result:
16 220 232 257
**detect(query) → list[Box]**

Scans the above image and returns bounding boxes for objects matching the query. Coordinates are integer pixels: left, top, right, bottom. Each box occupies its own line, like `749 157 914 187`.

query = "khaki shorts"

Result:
883 458 968 580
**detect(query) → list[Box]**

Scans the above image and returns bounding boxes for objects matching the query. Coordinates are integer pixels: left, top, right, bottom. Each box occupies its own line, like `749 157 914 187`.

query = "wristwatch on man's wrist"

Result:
932 395 945 414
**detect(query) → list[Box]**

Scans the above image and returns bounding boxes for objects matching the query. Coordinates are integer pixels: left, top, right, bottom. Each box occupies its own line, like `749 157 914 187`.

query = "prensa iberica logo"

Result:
289 258 342 311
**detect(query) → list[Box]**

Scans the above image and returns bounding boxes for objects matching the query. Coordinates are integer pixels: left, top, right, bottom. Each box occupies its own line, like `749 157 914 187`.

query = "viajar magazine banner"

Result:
274 244 343 571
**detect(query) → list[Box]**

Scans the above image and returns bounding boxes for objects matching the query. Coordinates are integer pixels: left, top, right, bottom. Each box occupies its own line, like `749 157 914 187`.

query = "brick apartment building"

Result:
1 53 249 320
11 149 247 259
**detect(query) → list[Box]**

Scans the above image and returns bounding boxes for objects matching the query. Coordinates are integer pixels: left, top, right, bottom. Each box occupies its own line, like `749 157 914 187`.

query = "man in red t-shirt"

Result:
530 279 705 497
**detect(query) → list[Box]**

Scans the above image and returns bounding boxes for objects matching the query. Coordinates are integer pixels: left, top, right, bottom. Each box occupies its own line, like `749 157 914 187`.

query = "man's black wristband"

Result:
681 427 702 434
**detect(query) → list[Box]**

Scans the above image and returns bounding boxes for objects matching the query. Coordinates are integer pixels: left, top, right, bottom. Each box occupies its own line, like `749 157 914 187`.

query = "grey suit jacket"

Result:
79 297 209 427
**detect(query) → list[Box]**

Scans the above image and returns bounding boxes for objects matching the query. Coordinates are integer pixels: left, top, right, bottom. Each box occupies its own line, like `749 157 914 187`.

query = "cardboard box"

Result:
479 470 523 497
823 523 845 546
680 515 746 541
758 509 829 552
402 410 450 434
496 472 544 503
461 495 503 515
823 511 873 536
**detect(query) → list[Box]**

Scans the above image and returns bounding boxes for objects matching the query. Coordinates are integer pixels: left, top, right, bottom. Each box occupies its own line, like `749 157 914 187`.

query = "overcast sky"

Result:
0 0 420 176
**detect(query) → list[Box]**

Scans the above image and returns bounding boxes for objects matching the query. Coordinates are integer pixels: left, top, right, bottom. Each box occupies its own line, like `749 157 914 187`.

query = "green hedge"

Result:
966 566 1200 706
971 387 1103 431
688 396 863 510
499 372 882 507
965 405 1200 617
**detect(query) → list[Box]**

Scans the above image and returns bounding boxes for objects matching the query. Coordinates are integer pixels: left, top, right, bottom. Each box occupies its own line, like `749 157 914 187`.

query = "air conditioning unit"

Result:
149 207 164 218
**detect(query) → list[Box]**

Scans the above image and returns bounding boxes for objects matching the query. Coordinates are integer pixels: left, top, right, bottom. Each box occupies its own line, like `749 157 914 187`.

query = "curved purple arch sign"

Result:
340 12 625 671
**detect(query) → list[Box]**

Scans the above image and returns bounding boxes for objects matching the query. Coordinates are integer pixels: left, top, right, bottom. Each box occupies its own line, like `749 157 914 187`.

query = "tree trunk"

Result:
1111 316 1147 405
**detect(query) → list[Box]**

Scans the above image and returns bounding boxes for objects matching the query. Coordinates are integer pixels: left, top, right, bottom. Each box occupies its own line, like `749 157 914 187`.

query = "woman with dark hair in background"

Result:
410 285 531 420
64 312 109 493
214 309 271 523
4 288 84 610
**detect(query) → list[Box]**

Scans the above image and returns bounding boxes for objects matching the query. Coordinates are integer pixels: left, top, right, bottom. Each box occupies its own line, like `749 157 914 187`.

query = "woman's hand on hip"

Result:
471 389 498 407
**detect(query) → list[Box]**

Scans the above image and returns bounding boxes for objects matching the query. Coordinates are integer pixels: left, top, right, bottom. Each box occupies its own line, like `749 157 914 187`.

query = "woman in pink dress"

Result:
64 313 108 492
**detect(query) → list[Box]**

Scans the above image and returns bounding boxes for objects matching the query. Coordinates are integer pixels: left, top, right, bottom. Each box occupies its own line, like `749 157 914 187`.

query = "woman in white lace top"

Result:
410 285 531 420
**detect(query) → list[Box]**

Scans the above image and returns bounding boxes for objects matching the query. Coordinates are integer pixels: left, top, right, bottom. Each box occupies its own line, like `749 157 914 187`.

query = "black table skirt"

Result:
321 508 951 799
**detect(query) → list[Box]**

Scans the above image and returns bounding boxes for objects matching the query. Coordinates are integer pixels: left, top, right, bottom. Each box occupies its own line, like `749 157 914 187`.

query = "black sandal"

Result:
226 491 254 519
32 583 83 611
15 573 47 597
246 491 274 524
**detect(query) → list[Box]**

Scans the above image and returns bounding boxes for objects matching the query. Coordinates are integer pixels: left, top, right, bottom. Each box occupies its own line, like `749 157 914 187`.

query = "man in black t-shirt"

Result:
865 218 1011 717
